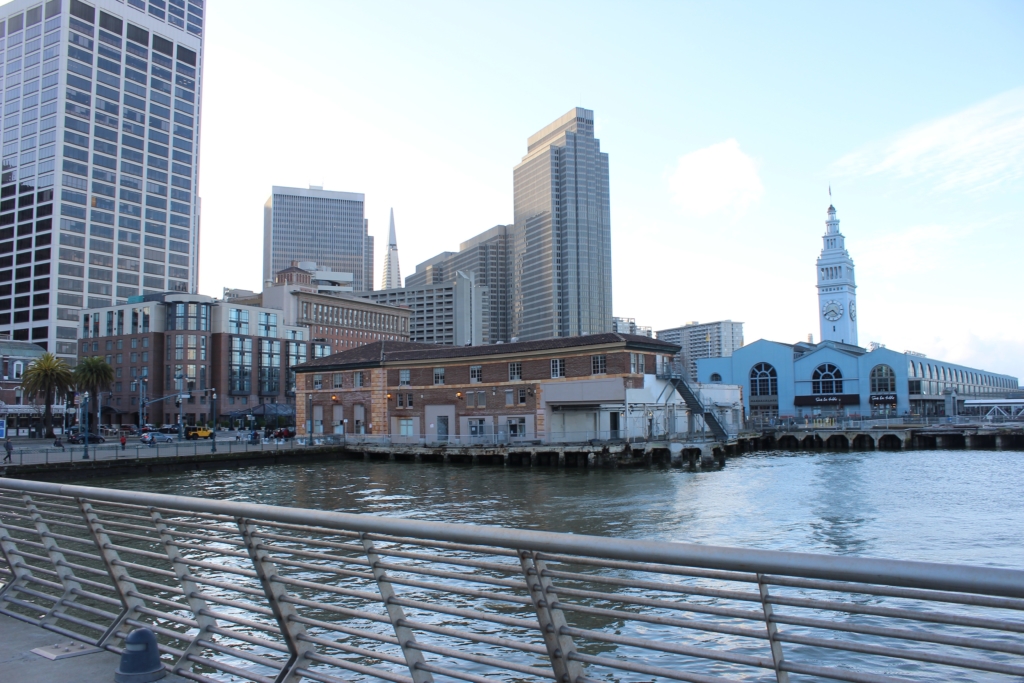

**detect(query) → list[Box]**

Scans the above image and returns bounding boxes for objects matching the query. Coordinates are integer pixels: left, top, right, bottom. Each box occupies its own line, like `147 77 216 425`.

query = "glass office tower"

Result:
512 107 612 341
0 0 205 361
263 186 373 292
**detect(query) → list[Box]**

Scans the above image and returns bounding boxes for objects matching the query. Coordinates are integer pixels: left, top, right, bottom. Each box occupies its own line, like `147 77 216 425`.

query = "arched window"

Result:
812 363 843 394
749 363 778 396
870 365 896 392
710 373 722 382
908 360 916 378
12 361 23 379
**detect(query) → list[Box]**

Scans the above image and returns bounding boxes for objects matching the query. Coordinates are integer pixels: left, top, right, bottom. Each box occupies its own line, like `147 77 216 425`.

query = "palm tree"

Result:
74 356 115 432
21 353 75 439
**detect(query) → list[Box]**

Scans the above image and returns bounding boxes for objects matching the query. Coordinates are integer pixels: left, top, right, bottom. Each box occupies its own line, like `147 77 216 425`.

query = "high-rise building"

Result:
262 185 373 291
406 224 511 344
817 203 858 346
380 207 400 290
0 0 205 362
656 320 744 382
511 107 612 341
359 271 486 347
613 317 652 338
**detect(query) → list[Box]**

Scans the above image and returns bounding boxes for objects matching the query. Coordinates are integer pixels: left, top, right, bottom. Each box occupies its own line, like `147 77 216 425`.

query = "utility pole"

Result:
82 392 90 460
210 388 217 453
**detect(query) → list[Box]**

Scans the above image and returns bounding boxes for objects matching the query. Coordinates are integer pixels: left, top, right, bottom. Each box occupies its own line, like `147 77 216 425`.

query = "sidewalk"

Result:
0 613 188 683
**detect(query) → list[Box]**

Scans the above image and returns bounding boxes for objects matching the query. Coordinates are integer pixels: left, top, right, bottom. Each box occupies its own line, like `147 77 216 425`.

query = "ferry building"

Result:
699 205 1019 419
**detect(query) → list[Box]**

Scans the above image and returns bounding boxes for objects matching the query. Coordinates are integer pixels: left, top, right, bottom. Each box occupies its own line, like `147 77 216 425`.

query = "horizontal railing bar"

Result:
56 558 115 578
381 573 534 606
0 608 101 645
297 631 406 666
49 609 110 631
780 658 915 683
42 544 104 562
185 575 266 598
255 541 367 566
301 652 413 683
196 608 283 635
387 595 540 629
205 625 289 653
109 544 259 578
136 605 198 629
772 610 1024 656
362 532 520 558
68 516 158 534
165 539 252 559
100 528 169 545
39 530 100 547
768 594 1024 632
269 573 383 603
257 553 374 579
407 639 556 679
556 598 768 640
10 479 1017 598
69 586 122 607
397 617 549 656
777 630 1024 675
63 573 121 594
10 562 60 580
168 668 220 683
120 574 186 595
55 597 120 620
369 546 523 574
9 585 61 604
127 590 191 612
195 637 286 670
193 591 275 618
0 521 43 535
413 659 510 683
764 573 1024 611
147 506 236 523
372 558 529 589
184 652 276 683
553 585 767 622
562 624 773 669
247 518 361 540
289 613 400 645
280 595 393 625
119 625 188 655
162 528 246 547
249 529 364 552
543 567 762 602
7 548 56 565
568 649 738 683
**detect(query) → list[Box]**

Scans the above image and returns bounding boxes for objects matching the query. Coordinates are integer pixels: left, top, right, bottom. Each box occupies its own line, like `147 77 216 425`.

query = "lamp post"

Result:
82 392 90 460
306 392 313 440
138 379 147 431
210 389 217 453
174 371 184 441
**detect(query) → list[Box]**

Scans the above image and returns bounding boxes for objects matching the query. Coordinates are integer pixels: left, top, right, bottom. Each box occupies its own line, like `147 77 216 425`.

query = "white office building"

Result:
656 320 744 382
0 0 205 362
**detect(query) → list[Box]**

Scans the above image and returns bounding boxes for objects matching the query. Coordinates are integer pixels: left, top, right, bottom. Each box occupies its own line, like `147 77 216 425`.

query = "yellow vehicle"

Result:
185 426 213 440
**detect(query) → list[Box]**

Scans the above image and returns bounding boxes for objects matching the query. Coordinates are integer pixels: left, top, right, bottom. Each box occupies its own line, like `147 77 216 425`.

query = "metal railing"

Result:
752 416 1024 432
2 479 1024 683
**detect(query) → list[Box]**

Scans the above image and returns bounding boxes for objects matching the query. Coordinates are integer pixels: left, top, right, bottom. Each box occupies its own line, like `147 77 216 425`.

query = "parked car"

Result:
158 425 180 435
119 425 139 436
139 424 155 433
141 433 175 445
66 432 105 444
273 427 296 439
185 427 213 440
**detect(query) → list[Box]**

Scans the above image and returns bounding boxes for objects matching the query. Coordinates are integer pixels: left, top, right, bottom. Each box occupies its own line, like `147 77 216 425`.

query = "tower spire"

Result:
381 208 402 289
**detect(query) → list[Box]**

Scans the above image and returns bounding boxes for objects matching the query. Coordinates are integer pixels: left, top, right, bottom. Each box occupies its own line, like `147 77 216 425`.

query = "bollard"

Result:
115 627 166 682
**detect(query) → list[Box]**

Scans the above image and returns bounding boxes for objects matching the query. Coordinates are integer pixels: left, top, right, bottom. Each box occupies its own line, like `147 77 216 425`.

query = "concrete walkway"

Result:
0 614 188 683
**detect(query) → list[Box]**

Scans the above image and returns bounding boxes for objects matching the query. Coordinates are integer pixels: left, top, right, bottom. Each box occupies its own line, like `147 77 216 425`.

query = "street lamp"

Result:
82 392 90 460
306 392 313 440
174 371 184 442
138 378 148 431
210 388 217 453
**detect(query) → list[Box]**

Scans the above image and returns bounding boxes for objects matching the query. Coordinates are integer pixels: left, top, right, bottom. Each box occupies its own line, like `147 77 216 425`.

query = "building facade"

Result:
0 0 205 363
358 272 485 347
263 185 373 291
656 320 745 382
294 333 680 443
405 224 511 344
380 207 400 290
512 108 612 341
613 317 652 338
817 204 858 345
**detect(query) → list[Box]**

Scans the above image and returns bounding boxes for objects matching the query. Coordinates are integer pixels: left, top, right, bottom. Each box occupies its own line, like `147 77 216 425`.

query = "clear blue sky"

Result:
198 1 1024 379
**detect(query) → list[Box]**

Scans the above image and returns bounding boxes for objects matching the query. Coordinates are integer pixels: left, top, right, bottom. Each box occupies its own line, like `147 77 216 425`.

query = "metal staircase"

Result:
661 367 730 441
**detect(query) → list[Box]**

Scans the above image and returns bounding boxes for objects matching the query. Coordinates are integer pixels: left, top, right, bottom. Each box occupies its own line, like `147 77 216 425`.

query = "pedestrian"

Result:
120 434 127 451
54 436 65 452
3 437 12 463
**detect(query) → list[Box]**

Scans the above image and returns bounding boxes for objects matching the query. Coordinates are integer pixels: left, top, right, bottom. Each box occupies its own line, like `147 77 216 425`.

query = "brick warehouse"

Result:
294 333 681 443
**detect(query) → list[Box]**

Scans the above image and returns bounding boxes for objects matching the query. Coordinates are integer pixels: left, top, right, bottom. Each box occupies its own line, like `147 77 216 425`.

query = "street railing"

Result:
752 416 1024 432
1 479 1024 683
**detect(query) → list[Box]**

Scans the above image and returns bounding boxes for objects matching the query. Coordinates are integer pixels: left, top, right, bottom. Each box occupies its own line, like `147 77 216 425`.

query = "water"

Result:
95 448 1024 567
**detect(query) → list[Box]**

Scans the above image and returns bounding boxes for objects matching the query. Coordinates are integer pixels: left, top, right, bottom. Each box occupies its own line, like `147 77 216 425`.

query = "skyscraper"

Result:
511 107 612 341
380 207 400 290
0 0 205 361
262 185 373 291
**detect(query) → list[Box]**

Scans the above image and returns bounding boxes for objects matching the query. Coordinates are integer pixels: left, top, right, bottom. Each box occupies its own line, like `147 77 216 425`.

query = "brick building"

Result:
295 333 680 443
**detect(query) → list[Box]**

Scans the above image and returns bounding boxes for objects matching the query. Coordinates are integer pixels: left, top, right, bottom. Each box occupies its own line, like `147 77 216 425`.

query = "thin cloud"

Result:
834 88 1024 194
668 139 764 216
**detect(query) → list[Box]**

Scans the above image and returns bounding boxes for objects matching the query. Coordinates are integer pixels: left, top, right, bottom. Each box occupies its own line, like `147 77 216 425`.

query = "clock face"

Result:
850 302 857 321
822 300 844 322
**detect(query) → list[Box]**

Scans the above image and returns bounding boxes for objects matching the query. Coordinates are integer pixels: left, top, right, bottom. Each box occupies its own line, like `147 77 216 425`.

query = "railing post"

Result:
237 517 313 683
0 518 33 607
22 494 85 625
360 534 433 683
77 500 145 646
151 511 219 677
518 551 584 683
757 574 790 683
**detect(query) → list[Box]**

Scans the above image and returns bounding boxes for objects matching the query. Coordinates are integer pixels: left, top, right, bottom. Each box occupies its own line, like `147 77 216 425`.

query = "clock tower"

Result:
816 203 858 345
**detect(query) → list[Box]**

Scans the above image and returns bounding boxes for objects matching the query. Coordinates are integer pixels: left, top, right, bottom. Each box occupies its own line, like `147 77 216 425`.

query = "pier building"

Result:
698 204 1019 419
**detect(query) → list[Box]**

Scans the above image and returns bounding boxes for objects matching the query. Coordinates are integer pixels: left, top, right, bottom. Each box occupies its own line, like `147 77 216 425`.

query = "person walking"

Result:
54 436 65 452
3 437 12 463
120 434 127 451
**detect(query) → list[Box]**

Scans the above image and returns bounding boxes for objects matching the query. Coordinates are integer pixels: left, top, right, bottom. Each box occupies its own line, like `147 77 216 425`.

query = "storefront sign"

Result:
794 394 860 406
870 394 897 405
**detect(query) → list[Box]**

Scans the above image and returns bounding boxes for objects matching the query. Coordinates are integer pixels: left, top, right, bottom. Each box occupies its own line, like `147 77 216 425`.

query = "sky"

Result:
196 0 1024 379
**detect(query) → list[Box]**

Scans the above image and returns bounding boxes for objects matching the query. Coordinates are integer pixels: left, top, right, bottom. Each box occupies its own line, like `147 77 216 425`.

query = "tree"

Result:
21 353 75 439
74 356 115 431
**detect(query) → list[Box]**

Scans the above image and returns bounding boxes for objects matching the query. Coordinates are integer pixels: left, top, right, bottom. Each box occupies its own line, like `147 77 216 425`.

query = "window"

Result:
333 373 343 389
812 363 843 394
12 361 24 379
258 311 277 337
518 388 527 405
399 418 413 437
710 373 722 382
507 417 526 438
505 389 513 406
629 353 645 374
313 374 323 390
592 355 606 375
550 358 565 378
749 363 778 396
476 390 485 408
228 308 249 335
406 393 413 408
468 418 486 437
470 365 482 383
508 362 521 381
433 367 444 385
399 369 410 386
870 364 896 393
258 340 280 393
397 393 404 408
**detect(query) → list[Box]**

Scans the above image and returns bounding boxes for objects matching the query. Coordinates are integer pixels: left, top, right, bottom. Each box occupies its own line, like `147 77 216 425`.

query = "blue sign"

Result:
0 419 6 439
